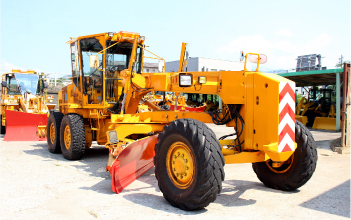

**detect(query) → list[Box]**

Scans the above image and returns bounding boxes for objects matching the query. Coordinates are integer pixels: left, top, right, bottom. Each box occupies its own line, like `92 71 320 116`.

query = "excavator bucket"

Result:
109 135 158 193
3 110 48 141
312 117 342 131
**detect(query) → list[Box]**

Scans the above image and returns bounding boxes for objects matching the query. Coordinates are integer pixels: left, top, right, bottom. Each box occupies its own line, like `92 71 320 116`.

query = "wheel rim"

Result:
49 123 55 144
166 142 195 189
266 154 294 173
64 125 71 150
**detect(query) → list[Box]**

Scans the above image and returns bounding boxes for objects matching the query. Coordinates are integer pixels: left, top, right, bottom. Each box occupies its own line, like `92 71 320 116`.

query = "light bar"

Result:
179 74 192 87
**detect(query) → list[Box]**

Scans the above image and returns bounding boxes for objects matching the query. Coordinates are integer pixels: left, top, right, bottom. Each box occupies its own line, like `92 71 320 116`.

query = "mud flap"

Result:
109 135 158 193
3 110 48 141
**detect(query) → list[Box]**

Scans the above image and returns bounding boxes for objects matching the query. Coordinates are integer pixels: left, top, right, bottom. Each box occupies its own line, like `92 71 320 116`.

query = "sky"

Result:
0 0 350 76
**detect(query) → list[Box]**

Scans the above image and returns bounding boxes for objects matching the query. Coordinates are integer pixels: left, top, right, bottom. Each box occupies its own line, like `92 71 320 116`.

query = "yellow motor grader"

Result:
39 31 317 211
0 70 55 140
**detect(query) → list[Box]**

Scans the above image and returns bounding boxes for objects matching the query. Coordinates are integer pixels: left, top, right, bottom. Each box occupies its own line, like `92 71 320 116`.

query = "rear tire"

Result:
154 119 225 210
0 115 5 134
47 112 64 153
60 114 85 160
252 120 317 191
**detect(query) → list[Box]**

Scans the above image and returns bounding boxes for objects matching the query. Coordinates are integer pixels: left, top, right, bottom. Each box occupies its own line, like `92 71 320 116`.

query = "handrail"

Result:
244 53 261 72
139 45 166 72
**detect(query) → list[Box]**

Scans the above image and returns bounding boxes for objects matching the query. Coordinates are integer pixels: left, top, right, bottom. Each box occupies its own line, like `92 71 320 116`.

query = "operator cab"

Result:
69 32 143 105
2 71 45 96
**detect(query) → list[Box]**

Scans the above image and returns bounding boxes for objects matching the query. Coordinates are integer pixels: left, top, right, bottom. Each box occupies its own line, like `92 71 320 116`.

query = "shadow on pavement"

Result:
122 177 299 212
300 180 350 218
123 193 208 214
24 142 110 179
80 178 114 195
215 179 299 207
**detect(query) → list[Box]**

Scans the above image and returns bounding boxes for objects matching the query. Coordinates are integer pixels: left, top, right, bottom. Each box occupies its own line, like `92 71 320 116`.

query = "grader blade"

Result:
109 135 158 193
170 104 206 112
3 110 48 141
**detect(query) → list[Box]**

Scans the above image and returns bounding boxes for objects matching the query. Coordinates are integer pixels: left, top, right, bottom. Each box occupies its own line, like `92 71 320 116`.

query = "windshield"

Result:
15 74 40 95
106 41 142 74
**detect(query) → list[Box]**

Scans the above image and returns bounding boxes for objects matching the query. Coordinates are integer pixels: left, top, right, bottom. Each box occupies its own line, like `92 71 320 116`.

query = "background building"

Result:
165 57 245 72
143 62 160 73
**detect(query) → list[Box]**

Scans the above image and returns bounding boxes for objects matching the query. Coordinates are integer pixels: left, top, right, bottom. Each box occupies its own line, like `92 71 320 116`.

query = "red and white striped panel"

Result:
278 82 296 152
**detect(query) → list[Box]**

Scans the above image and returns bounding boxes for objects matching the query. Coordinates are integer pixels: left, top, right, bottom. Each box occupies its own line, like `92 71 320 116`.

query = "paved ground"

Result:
0 125 349 220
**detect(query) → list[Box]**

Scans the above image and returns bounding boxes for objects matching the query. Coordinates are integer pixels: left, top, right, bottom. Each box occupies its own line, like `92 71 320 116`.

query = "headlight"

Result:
198 76 207 84
179 74 192 87
108 32 114 37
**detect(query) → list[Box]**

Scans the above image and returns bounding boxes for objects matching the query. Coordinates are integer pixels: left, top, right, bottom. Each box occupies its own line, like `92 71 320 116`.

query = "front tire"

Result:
154 119 225 210
60 114 86 160
47 112 64 153
252 120 317 191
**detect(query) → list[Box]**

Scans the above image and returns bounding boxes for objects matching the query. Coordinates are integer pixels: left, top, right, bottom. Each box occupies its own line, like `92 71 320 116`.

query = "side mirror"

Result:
89 55 97 68
2 81 7 88
89 55 103 71
43 82 48 89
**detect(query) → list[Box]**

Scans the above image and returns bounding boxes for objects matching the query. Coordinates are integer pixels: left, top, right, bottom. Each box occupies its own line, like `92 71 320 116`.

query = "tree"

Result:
296 93 302 103
335 60 350 68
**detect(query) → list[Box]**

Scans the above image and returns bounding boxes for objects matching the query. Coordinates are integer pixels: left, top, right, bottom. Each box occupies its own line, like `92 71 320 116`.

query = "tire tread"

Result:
155 118 225 210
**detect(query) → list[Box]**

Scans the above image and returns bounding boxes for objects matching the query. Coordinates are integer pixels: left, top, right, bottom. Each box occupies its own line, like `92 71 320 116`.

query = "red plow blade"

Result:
3 110 48 141
170 104 206 112
109 135 158 193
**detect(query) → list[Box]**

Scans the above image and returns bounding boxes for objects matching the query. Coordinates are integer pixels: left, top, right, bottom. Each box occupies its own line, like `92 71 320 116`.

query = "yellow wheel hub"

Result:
64 125 71 150
49 123 55 144
266 154 294 174
166 142 195 189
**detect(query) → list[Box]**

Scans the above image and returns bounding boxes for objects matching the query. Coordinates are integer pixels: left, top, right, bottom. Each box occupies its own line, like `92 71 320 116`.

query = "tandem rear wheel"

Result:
154 119 225 211
252 120 317 191
47 112 86 160
47 112 64 153
60 114 86 160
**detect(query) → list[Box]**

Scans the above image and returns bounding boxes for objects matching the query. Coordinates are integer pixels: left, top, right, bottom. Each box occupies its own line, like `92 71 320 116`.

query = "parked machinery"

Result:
0 70 55 140
310 88 342 130
295 88 341 130
40 31 317 210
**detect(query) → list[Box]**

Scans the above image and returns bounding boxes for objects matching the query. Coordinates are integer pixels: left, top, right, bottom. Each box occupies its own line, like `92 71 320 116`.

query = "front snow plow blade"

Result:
108 135 158 193
3 110 48 141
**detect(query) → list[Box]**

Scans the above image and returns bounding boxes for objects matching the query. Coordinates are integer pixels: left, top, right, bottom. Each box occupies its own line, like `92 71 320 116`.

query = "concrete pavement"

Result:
0 126 349 219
